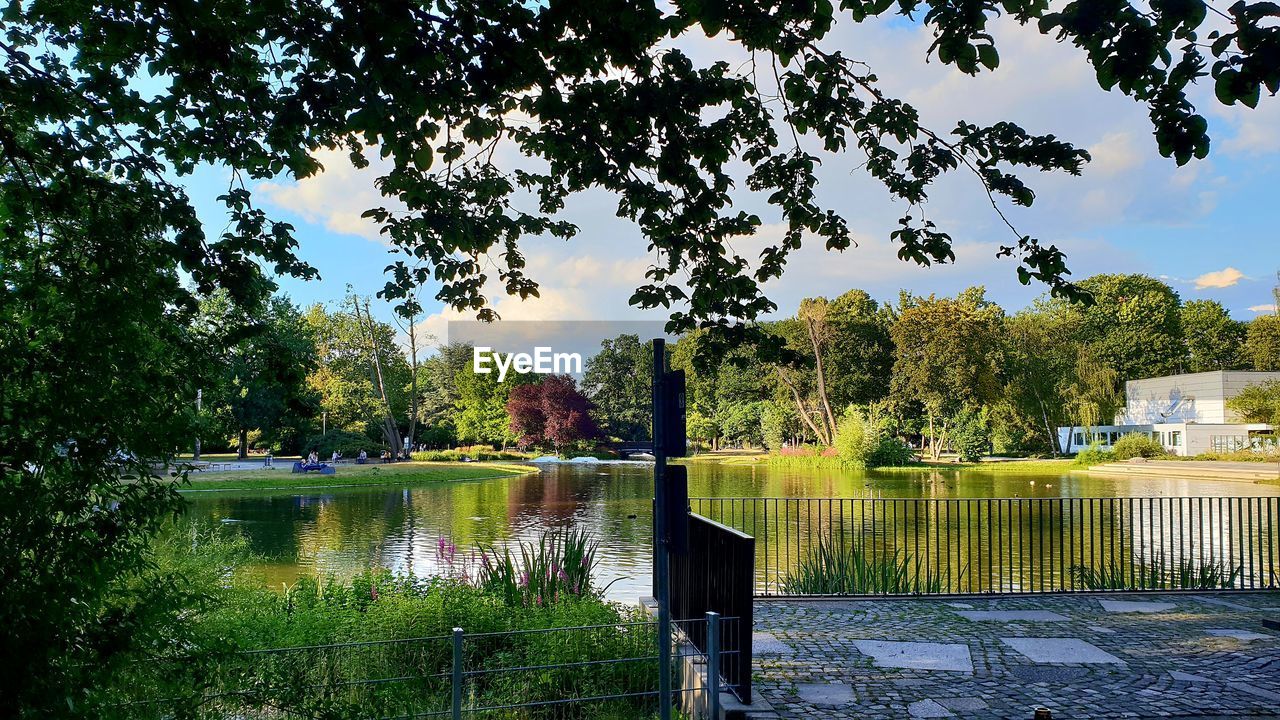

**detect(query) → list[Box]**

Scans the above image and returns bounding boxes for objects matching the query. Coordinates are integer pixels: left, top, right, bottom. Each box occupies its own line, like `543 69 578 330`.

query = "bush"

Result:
1073 442 1115 466
410 446 530 462
303 429 378 458
1111 432 1167 460
949 407 991 462
781 540 957 595
833 406 915 468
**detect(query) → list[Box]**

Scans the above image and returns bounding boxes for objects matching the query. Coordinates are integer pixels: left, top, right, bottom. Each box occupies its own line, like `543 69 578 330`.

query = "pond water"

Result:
184 462 1280 600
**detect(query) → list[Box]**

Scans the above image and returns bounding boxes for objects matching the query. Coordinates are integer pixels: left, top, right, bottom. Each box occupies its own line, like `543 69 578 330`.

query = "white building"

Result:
1058 371 1280 457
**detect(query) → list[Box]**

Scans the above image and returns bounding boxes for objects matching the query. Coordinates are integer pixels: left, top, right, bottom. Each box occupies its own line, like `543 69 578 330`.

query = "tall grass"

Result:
1070 552 1242 590
476 528 609 606
781 540 960 595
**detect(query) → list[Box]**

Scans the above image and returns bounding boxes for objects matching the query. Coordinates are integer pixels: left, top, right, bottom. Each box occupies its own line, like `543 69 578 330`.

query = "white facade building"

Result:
1057 371 1280 456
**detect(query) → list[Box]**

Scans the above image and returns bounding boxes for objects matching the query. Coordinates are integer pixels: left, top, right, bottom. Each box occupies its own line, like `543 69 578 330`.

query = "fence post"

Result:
706 612 720 719
452 627 463 720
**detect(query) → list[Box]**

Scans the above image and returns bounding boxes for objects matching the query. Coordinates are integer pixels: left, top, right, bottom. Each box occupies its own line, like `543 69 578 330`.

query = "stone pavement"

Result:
753 592 1280 719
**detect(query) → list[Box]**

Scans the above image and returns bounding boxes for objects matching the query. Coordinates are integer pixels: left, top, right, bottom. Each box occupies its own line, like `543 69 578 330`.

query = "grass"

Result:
92 522 663 720
781 540 960 595
178 461 534 493
1070 552 1243 590
864 459 1079 475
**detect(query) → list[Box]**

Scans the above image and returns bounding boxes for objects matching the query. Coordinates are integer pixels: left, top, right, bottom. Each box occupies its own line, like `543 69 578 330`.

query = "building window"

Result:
1075 432 1085 446
1170 431 1182 448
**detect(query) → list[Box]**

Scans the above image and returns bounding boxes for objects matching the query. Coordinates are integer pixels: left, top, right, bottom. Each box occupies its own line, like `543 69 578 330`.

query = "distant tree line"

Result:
199 272 1280 460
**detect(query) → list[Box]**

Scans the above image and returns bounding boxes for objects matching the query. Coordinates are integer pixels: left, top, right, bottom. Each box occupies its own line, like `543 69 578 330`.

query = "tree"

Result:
304 303 411 447
1180 299 1245 372
1001 307 1079 455
454 352 531 447
1062 346 1123 452
420 342 474 429
1 171 214 716
1245 315 1280 371
582 334 652 441
1066 274 1185 381
507 376 597 451
5 0 1275 351
198 292 319 458
1226 381 1280 425
890 288 1003 459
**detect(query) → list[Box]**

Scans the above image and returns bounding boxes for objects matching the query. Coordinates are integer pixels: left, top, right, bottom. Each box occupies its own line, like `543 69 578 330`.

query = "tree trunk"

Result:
353 298 403 455
238 427 248 460
406 315 419 453
779 370 829 445
805 315 838 442
928 412 937 461
1031 387 1059 457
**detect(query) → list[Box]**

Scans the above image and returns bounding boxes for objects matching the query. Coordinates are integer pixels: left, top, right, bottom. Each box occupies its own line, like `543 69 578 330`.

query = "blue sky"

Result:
179 16 1279 338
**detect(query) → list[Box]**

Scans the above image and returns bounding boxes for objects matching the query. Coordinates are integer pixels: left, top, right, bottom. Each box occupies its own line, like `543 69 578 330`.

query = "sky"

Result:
181 15 1280 343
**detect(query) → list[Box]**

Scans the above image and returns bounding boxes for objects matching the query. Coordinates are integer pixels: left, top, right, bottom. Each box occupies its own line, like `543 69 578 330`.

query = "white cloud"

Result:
1212 95 1280 155
1249 304 1277 314
1194 267 1245 289
258 148 395 243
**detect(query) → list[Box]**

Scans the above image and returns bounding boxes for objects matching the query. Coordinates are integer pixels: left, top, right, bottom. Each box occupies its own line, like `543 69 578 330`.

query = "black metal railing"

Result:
670 513 755 702
691 496 1280 597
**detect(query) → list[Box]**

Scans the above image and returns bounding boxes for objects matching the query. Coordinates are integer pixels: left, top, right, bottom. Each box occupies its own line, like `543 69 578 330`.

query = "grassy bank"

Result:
875 459 1080 475
684 451 1080 475
180 461 535 493
90 523 658 720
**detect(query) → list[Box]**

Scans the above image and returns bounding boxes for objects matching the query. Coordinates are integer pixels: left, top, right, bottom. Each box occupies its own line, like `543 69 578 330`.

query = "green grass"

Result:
178 461 534 493
869 459 1079 475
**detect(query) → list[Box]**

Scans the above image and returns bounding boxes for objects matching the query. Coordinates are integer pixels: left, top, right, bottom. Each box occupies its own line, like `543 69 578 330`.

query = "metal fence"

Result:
691 496 1280 596
671 513 755 702
111 615 742 719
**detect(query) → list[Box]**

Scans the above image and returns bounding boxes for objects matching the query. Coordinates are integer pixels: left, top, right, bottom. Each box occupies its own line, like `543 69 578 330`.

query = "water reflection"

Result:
184 462 1280 600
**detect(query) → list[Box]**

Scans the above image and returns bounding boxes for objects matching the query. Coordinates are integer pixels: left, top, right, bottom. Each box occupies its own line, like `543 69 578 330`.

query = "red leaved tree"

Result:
507 375 598 452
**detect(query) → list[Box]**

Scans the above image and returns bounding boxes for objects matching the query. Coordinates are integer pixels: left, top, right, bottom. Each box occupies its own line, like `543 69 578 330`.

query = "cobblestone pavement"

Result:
753 592 1280 719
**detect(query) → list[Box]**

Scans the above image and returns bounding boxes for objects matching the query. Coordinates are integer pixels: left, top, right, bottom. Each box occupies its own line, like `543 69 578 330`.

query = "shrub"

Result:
1070 552 1241 590
303 429 377 458
1111 432 1167 460
410 446 530 462
949 407 991 462
833 406 915 468
476 528 608 607
1073 442 1115 466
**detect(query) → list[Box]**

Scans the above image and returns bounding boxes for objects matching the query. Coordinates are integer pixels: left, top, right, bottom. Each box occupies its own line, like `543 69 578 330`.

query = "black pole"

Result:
652 338 672 720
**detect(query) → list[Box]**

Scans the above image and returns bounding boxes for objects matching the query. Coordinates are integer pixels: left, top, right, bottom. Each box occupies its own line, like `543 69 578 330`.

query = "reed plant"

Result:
476 528 611 606
1070 552 1242 590
781 540 959 595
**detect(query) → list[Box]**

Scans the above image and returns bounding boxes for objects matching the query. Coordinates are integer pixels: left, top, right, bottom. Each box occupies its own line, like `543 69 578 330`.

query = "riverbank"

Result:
179 461 536 493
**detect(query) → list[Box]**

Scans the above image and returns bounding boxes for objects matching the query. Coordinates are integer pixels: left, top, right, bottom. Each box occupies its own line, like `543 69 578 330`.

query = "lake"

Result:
184 461 1280 600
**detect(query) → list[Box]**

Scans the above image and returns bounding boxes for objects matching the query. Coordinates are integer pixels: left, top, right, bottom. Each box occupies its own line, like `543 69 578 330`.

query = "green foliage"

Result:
949 407 992 462
582 334 652 441
719 401 768 447
453 352 531 446
686 410 721 447
1070 553 1242 591
1066 274 1185 381
0 174 212 717
760 401 794 452
1226 380 1280 425
1110 432 1168 460
1073 443 1116 466
410 447 529 462
782 540 957 595
304 429 379 457
476 529 607 607
87 524 656 719
1245 315 1280 371
1180 299 1246 372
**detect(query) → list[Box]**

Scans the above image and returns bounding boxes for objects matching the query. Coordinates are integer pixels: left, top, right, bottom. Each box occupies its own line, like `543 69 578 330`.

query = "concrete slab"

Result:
945 602 974 609
908 699 953 718
1098 599 1176 614
854 640 974 672
753 631 794 655
955 610 1068 622
1206 628 1275 641
796 682 855 705
1087 625 1116 634
1001 637 1125 664
1170 670 1214 683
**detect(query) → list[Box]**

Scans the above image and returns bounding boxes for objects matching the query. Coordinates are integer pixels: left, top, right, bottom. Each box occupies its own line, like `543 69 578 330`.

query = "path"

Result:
752 592 1280 718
